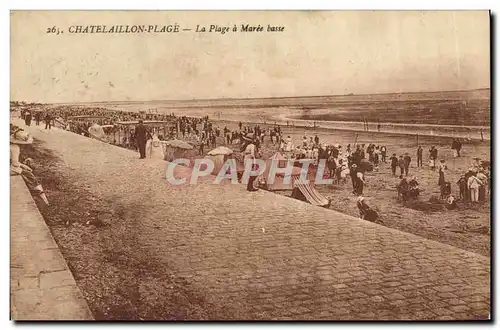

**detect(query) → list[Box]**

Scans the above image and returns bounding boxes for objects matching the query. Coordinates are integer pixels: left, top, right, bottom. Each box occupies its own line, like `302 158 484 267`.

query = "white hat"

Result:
10 128 33 144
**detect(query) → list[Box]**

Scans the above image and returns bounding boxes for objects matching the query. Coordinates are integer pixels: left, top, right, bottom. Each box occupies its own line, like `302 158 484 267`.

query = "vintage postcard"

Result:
10 10 490 320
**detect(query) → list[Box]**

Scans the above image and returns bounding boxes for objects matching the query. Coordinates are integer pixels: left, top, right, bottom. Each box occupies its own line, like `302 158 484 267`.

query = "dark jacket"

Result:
134 123 147 142
403 155 411 166
390 156 398 167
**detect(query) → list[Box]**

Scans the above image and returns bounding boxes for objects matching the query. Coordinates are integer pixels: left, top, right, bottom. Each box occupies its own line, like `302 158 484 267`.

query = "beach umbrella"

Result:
207 146 233 156
163 139 193 150
88 123 106 140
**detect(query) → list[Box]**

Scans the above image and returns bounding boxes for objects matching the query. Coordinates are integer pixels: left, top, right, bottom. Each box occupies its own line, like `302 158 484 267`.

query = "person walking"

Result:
403 152 411 177
390 153 398 176
416 146 423 167
134 120 148 159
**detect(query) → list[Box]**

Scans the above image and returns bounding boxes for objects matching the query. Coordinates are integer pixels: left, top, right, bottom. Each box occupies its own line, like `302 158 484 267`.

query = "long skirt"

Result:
438 170 445 186
356 179 364 195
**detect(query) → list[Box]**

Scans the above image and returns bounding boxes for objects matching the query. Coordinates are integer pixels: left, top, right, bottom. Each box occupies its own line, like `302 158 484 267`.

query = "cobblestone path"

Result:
21 122 490 320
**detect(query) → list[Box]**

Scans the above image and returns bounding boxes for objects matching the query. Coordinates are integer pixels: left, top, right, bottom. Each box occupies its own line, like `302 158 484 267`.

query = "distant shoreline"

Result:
39 87 490 106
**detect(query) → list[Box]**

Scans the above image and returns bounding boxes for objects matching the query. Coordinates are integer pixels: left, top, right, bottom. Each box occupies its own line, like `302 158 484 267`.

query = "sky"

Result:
10 11 490 103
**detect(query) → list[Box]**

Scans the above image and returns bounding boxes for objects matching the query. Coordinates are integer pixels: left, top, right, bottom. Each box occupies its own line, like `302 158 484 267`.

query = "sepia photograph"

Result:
9 10 491 321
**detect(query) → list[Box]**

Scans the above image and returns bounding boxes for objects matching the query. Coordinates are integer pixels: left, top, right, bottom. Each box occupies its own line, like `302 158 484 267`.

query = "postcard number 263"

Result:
46 26 62 35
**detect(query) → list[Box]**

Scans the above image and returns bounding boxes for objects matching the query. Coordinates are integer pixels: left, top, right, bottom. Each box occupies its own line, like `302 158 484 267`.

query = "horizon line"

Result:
13 86 490 105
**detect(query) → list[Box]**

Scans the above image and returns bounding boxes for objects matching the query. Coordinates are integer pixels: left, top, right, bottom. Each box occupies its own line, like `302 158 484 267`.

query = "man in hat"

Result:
134 120 148 159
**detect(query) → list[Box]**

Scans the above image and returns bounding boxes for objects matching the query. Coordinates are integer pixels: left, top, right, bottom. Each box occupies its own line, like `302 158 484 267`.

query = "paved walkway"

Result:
16 119 490 320
10 175 93 320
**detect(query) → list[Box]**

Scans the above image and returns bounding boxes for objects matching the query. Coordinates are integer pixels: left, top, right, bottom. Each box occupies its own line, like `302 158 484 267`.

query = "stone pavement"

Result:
16 120 490 320
10 175 93 320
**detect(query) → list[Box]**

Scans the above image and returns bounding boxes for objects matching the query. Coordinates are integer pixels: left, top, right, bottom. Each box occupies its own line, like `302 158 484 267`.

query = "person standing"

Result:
416 146 423 167
438 159 447 186
429 146 438 170
457 176 467 200
381 146 387 163
44 113 52 130
468 172 481 203
199 136 205 154
456 139 462 157
243 136 258 192
373 147 380 167
398 155 405 179
24 110 32 126
476 170 488 202
451 139 462 158
35 111 41 126
134 120 148 159
390 153 398 176
350 164 358 194
356 170 365 195
403 153 411 177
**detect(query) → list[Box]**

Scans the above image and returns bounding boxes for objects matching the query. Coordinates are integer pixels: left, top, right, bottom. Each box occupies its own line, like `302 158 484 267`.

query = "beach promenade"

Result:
14 119 490 320
10 175 93 320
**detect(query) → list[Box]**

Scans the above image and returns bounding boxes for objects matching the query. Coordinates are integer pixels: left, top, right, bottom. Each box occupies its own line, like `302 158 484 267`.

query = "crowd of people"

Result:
15 105 490 212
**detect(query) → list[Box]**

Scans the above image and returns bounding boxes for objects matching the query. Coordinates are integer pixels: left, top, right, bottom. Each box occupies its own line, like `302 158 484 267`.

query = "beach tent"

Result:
291 178 331 208
163 139 194 162
206 147 234 175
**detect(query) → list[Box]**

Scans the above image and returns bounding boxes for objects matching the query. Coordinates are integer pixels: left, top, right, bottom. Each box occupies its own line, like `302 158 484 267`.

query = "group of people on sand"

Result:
456 160 490 204
20 109 54 129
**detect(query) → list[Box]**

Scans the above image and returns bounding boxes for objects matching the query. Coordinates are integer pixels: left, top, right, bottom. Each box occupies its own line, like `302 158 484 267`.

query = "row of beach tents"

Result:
87 123 330 207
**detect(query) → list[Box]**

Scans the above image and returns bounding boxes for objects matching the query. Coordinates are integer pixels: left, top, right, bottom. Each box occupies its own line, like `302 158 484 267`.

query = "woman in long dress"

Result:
146 133 165 160
438 159 447 186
